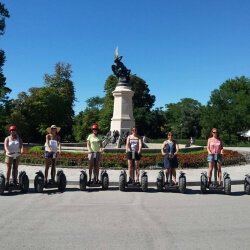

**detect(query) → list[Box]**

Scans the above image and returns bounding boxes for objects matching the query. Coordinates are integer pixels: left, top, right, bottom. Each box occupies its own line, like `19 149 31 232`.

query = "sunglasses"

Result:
10 129 16 131
168 134 173 136
212 131 218 133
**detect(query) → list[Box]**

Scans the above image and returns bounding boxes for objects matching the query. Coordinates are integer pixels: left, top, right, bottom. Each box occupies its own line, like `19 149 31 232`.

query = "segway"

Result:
0 152 29 195
34 153 67 192
119 151 148 192
244 173 250 195
79 152 109 191
156 153 186 193
200 153 231 195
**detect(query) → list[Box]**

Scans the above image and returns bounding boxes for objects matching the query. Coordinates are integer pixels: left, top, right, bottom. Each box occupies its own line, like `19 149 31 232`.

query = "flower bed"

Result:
0 149 245 169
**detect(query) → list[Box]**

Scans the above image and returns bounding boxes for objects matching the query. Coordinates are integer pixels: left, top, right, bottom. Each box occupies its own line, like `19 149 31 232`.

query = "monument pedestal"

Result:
110 85 135 135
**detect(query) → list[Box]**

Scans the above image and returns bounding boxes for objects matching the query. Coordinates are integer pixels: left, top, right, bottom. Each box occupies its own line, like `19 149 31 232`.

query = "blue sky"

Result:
1 0 250 114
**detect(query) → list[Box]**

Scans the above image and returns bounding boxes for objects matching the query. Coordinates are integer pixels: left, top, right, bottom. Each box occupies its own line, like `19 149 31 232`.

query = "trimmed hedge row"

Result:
0 147 245 169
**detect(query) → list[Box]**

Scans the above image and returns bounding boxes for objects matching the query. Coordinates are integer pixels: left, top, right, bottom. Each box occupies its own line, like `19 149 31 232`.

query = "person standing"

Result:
125 127 142 183
161 132 179 185
44 125 61 184
87 124 103 183
4 125 23 186
207 128 223 186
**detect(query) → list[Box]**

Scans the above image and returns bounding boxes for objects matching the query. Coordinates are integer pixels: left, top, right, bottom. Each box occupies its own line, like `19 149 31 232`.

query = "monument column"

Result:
110 84 135 134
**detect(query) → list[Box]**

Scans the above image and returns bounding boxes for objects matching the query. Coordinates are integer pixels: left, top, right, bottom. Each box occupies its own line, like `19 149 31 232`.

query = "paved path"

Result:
0 185 249 250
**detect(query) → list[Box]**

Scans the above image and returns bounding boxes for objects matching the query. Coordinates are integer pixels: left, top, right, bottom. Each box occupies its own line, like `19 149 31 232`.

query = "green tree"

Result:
44 62 76 140
165 98 203 139
200 76 250 142
0 3 11 139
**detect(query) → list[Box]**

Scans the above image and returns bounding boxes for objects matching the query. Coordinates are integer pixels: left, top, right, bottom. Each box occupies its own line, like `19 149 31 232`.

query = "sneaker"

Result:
128 178 133 184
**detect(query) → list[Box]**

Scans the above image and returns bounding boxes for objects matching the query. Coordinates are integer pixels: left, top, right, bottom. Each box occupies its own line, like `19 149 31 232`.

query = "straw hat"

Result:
46 125 61 133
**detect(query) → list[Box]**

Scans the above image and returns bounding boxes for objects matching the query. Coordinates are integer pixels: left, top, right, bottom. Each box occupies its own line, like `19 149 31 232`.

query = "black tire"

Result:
179 176 186 194
244 182 250 195
0 176 5 195
200 175 207 194
141 175 148 192
79 173 87 191
156 174 164 192
224 178 231 195
34 175 44 193
21 174 29 193
58 173 67 192
119 174 126 191
102 174 109 190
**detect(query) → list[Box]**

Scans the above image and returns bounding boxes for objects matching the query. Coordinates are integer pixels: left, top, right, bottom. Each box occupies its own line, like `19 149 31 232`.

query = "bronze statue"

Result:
111 47 131 85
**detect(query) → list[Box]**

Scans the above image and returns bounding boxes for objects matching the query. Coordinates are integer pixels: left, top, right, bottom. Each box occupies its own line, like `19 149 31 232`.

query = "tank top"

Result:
128 138 139 152
6 136 20 156
45 135 59 153
163 140 177 155
208 138 222 154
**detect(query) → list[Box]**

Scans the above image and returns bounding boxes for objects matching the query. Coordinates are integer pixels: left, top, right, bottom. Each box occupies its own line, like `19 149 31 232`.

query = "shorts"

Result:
126 152 141 161
44 151 58 159
5 155 21 165
164 155 178 169
88 152 102 163
207 154 222 164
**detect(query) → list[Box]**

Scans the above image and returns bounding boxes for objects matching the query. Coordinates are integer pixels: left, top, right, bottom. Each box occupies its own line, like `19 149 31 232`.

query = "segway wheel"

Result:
119 174 126 191
141 175 148 192
200 175 207 194
179 176 186 194
21 174 29 193
245 183 250 195
34 175 44 193
156 173 164 191
0 175 5 195
224 178 231 195
79 172 87 191
102 174 109 190
58 173 67 192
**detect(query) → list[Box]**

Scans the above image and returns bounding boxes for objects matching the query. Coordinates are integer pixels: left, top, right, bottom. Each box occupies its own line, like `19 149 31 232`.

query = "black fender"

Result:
244 174 250 184
19 171 27 185
56 169 65 183
223 172 230 180
120 170 127 182
80 170 87 176
141 170 147 177
201 171 208 181
0 172 5 179
157 170 164 180
35 170 44 179
179 171 186 178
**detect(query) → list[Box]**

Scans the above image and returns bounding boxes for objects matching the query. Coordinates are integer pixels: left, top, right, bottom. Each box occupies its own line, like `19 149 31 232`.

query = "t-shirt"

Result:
87 134 102 152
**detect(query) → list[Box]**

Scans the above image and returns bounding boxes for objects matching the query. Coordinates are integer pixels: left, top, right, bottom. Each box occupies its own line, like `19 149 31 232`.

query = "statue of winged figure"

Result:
111 47 131 84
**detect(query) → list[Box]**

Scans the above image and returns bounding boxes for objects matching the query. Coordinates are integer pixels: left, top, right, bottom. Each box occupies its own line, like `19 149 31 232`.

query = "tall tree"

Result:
200 76 250 142
0 3 11 140
165 98 203 139
44 62 76 140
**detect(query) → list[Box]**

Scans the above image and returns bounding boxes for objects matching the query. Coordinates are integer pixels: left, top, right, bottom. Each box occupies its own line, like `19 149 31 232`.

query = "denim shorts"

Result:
207 154 222 164
44 151 58 159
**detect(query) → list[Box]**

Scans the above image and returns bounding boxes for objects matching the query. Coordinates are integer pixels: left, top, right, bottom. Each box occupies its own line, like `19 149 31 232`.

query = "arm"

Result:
45 134 52 153
99 139 103 153
125 136 130 153
138 137 142 155
161 141 166 156
19 138 24 154
57 136 61 154
207 139 211 154
174 142 179 155
4 137 10 155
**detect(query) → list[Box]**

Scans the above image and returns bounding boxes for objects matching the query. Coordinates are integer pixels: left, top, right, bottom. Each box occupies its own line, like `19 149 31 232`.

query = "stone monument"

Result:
103 48 135 148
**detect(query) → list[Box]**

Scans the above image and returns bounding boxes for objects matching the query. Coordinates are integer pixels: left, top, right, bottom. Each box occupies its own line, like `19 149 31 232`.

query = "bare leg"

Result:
13 163 18 183
172 168 177 184
51 159 56 181
96 161 100 181
135 160 140 182
165 168 170 183
128 160 132 180
207 162 213 184
217 163 222 185
89 161 93 181
45 158 51 182
6 163 11 183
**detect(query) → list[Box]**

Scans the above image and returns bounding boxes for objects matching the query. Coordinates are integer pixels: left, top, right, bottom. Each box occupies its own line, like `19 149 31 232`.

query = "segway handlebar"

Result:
7 152 21 159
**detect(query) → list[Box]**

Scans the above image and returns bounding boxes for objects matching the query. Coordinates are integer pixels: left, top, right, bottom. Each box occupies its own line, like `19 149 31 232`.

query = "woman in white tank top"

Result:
4 125 23 185
44 125 61 184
